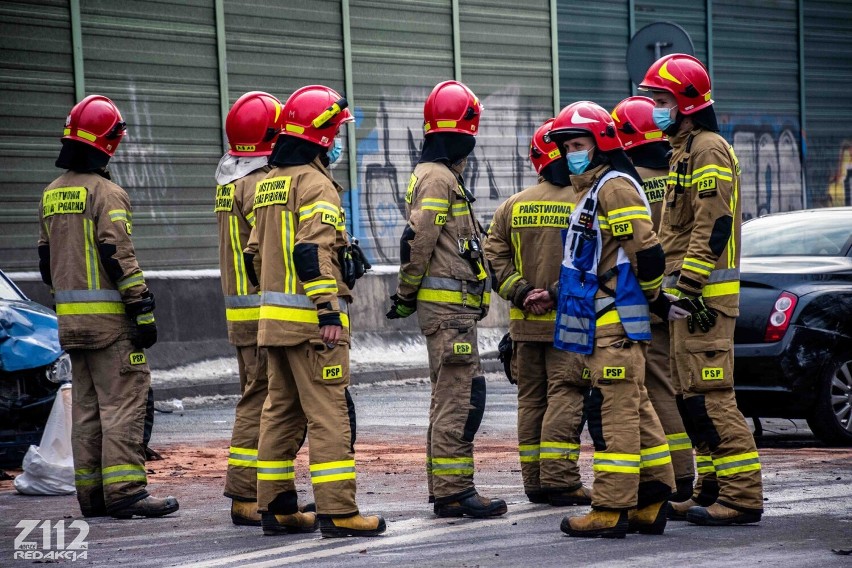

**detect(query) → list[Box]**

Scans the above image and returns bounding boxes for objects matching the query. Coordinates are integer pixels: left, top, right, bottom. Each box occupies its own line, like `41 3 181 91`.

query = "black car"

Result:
733 207 852 445
0 269 70 467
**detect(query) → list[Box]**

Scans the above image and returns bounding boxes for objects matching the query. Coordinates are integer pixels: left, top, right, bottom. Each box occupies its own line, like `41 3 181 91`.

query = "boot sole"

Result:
232 514 262 527
435 502 508 519
686 511 761 526
319 518 387 538
111 503 179 519
560 517 626 539
262 520 319 535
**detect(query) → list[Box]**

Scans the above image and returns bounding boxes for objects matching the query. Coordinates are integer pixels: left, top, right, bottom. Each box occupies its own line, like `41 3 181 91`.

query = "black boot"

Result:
434 493 508 518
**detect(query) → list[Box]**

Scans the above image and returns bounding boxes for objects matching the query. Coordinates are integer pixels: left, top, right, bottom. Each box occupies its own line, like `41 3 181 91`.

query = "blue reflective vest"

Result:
554 170 652 354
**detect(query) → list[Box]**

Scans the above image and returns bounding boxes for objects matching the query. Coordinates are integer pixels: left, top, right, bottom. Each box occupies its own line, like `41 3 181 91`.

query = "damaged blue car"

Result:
0 269 71 468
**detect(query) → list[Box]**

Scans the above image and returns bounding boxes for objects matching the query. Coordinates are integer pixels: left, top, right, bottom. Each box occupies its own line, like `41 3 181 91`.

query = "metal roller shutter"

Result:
81 0 222 268
351 0 454 263
805 0 852 208
557 0 630 109
0 0 75 271
714 0 802 218
460 0 554 234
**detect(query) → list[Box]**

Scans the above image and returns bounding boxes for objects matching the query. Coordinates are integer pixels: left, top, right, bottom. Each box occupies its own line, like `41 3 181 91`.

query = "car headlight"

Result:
46 353 72 383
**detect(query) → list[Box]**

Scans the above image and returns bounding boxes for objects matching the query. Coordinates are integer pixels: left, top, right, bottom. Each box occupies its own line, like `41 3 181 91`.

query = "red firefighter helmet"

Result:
280 85 353 148
423 80 482 136
549 101 622 152
529 118 561 174
611 96 667 149
639 53 713 114
226 91 283 156
62 95 126 156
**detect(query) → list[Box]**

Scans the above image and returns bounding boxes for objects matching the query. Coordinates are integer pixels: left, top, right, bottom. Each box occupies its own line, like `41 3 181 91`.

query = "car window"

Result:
0 272 26 301
742 213 852 257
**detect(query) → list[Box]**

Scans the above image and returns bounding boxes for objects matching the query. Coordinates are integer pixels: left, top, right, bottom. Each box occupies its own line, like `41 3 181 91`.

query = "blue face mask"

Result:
652 106 676 131
328 138 342 164
566 149 591 175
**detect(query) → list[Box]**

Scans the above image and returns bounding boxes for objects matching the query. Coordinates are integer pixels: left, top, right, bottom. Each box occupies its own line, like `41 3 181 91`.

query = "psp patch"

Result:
453 342 472 355
129 352 147 365
323 365 343 380
701 367 725 381
435 213 447 225
582 367 591 380
602 366 626 380
405 174 417 204
611 221 634 241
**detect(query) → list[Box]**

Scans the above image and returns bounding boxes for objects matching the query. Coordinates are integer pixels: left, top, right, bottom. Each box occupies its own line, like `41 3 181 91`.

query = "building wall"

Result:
1 0 850 273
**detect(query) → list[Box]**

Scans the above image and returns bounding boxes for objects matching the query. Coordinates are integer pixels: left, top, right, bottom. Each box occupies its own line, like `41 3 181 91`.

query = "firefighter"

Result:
612 96 696 501
532 101 679 538
38 95 179 519
387 80 507 518
216 91 285 526
252 85 385 537
640 53 763 526
483 119 591 507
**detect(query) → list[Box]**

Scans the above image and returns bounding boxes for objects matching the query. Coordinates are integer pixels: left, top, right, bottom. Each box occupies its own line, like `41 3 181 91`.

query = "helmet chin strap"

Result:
663 112 685 137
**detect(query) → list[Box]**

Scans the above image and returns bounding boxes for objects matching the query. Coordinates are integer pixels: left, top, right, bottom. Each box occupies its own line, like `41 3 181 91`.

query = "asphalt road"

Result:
2 375 851 567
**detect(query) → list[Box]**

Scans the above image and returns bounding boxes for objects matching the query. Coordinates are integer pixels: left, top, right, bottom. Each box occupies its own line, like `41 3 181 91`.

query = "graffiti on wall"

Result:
827 140 852 207
724 117 803 220
357 86 546 263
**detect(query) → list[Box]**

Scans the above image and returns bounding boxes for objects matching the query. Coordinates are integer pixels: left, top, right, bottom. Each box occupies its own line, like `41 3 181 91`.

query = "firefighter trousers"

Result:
513 341 586 494
671 314 764 513
257 341 357 517
647 323 695 485
70 339 150 515
224 344 269 502
424 316 486 504
585 337 675 510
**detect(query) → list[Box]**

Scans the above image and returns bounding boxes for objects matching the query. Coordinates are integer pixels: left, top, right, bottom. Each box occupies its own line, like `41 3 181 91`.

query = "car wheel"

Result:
807 354 852 446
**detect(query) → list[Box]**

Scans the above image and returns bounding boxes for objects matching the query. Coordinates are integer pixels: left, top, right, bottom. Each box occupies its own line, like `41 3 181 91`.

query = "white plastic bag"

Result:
14 383 75 495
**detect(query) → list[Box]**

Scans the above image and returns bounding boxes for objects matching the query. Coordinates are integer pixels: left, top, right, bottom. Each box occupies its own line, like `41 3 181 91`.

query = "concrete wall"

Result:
12 269 509 369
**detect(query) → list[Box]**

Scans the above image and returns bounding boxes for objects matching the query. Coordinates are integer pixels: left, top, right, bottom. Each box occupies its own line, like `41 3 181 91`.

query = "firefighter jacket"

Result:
559 165 664 343
661 128 741 317
251 158 352 347
395 161 490 326
484 178 573 342
635 165 668 231
216 166 269 346
38 171 147 350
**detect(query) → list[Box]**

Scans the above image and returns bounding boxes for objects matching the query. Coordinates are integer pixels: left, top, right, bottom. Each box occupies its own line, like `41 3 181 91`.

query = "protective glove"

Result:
126 290 158 349
497 332 516 385
669 290 718 333
386 294 416 319
511 282 534 311
649 293 692 322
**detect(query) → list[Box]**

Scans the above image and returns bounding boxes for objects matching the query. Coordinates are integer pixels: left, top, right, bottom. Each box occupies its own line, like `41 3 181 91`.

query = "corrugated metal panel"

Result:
0 0 75 271
714 0 802 218
81 0 222 269
557 0 630 109
634 0 707 64
805 0 852 208
460 0 553 234
351 0 454 262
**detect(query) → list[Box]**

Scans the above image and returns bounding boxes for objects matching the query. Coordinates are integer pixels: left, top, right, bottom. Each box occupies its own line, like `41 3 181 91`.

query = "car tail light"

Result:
764 291 798 342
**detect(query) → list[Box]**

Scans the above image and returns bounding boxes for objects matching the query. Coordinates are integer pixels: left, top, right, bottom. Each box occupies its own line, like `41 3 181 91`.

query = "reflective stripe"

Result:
509 307 556 321
230 215 248 295
310 459 356 484
431 456 474 476
399 271 423 287
298 200 339 223
303 279 339 297
55 289 122 303
260 306 350 328
595 297 615 312
74 468 102 487
557 329 589 346
451 203 470 216
607 205 651 223
639 274 663 290
224 294 262 308
703 281 739 298
116 271 145 292
228 446 258 468
246 210 256 227
593 452 641 474
137 313 155 325
56 302 125 316
421 198 450 211
262 291 315 308
682 257 714 277
498 272 522 298
417 278 490 308
109 209 130 222
666 432 693 452
227 308 260 321
540 441 580 461
282 211 296 293
518 444 540 463
640 444 672 468
425 457 433 474
257 459 295 480
713 452 761 477
102 463 146 485
84 218 99 290
511 232 523 276
696 455 715 474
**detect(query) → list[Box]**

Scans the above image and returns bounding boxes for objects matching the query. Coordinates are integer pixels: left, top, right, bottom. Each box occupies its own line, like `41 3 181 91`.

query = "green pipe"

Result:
628 0 636 96
797 0 808 207
69 0 85 100
341 0 362 237
706 0 714 84
452 0 462 80
550 0 560 114
214 0 229 153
